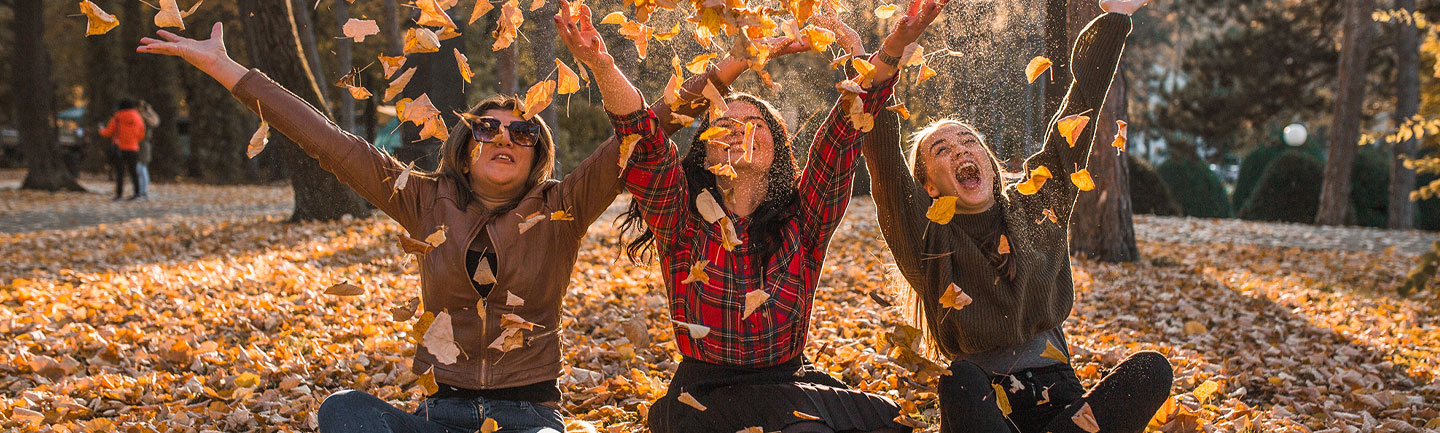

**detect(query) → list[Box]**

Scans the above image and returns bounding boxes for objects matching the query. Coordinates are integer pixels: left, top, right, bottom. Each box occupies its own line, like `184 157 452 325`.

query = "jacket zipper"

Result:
480 221 500 385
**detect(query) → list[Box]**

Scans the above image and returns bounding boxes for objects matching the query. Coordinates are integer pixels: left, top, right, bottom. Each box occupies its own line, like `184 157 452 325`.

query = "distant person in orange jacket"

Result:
100 99 145 200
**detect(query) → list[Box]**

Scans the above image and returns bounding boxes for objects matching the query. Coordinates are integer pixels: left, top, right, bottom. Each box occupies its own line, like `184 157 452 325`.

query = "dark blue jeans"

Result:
317 389 564 433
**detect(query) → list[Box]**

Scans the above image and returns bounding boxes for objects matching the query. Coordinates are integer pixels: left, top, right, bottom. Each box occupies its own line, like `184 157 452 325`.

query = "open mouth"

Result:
956 162 982 189
493 154 515 163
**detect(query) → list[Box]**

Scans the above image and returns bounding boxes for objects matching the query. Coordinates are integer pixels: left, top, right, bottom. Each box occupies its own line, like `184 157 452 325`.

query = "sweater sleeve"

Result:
1018 12 1132 224
797 72 899 250
862 108 932 290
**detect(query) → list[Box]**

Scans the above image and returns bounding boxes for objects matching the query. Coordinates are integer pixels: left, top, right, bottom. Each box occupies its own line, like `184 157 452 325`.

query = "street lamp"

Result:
1283 124 1308 147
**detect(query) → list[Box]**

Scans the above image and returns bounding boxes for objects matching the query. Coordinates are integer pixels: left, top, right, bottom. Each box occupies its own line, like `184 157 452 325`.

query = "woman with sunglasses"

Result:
559 1 948 432
860 1 1172 432
138 20 741 433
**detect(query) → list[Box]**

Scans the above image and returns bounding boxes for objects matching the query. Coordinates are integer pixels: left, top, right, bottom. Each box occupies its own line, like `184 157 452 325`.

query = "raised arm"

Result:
138 23 427 231
797 0 948 248
1020 6 1135 224
863 109 932 287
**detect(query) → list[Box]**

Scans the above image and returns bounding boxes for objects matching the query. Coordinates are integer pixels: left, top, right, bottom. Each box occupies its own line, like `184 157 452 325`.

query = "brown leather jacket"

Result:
230 68 726 390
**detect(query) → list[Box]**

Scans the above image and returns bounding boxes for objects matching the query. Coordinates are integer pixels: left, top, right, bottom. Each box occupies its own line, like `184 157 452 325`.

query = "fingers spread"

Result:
210 22 223 40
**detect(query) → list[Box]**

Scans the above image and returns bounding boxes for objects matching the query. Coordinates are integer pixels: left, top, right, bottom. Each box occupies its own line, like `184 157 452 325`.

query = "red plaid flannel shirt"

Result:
612 74 898 367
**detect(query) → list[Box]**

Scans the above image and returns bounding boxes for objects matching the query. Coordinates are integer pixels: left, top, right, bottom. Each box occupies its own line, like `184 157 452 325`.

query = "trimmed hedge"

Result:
1238 150 1323 223
1158 157 1232 218
1349 149 1391 228
1128 155 1182 216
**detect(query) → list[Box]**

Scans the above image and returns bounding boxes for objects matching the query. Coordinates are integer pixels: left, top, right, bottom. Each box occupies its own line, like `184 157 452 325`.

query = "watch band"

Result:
875 50 903 67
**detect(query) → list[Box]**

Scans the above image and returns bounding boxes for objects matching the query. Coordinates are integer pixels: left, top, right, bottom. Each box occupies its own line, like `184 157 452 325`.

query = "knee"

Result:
317 389 383 429
1121 351 1174 400
939 361 992 394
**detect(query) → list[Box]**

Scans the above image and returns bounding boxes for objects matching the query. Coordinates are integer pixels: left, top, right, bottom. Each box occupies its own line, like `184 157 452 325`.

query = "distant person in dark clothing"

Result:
100 99 145 200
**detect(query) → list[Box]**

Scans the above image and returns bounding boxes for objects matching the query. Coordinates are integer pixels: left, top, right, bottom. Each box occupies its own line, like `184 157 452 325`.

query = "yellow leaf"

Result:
422 310 463 365
234 372 260 388
325 282 365 296
473 257 497 285
480 418 500 433
385 67 418 102
718 216 743 251
686 53 717 74
1071 403 1100 433
672 320 711 339
492 0 523 51
742 290 769 320
1015 165 1052 195
853 57 877 82
1026 56 1053 84
1183 320 1207 336
1070 169 1095 191
521 80 556 120
741 122 756 163
399 234 434 256
469 0 495 24
556 60 581 95
517 211 547 234
403 28 441 55
802 25 837 52
940 283 972 310
412 311 436 343
419 116 450 142
1193 380 1219 403
707 163 737 179
417 367 439 395
874 4 900 19
1040 340 1068 363
702 81 729 120
346 86 372 100
246 121 269 159
677 392 708 411
926 196 958 224
619 134 642 169
600 11 629 25
550 210 574 221
886 103 911 120
917 63 937 84
699 126 730 141
682 260 709 284
1112 120 1128 152
1056 114 1091 148
79 1 120 36
993 384 1012 415
416 0 459 29
655 22 683 40
997 234 1010 255
425 226 447 247
455 49 474 84
379 55 407 79
154 0 202 30
342 18 380 42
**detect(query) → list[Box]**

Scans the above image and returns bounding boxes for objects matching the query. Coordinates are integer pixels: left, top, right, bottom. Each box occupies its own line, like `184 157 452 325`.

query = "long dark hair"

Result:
617 93 799 262
432 95 556 212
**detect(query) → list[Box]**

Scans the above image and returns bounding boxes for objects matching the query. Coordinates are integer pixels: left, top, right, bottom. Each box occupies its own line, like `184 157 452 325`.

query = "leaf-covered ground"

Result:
1 178 1438 432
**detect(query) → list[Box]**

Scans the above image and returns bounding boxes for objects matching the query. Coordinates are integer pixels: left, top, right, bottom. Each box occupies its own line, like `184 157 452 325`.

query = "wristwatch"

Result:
874 50 903 67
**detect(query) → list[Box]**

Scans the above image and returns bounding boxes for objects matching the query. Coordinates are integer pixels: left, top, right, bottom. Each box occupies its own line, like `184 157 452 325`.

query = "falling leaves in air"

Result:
698 126 730 142
1015 165 1052 196
505 291 525 307
394 161 416 192
707 163 737 180
517 211 547 234
1072 403 1100 433
681 260 709 284
492 0 524 51
1070 169 1096 192
1026 56 1053 84
1113 120 1128 152
80 1 119 36
416 0 459 30
677 392 707 411
379 55 407 79
384 67 417 102
618 134 642 169
403 28 442 55
673 320 711 339
455 49 474 87
521 80 556 120
417 367 439 395
342 19 380 43
1038 208 1059 225
154 0 203 30
424 226 447 247
550 210 575 221
334 68 372 100
874 4 900 19
556 60 581 95
1056 114 1091 148
1040 340 1068 363
939 283 972 310
247 121 269 159
926 196 958 225
324 282 366 296
470 0 495 24
696 190 726 223
887 103 911 120
794 411 821 421
916 63 937 84
473 257 497 285
422 310 463 365
997 234 1011 255
740 122 756 163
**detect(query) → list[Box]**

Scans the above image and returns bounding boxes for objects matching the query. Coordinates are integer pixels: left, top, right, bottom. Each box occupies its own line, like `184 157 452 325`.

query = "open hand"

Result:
137 22 230 71
1099 0 1150 15
880 0 950 56
556 0 614 70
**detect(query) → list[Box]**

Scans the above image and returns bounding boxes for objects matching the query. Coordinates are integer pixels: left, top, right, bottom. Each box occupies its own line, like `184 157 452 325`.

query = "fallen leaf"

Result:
940 283 972 310
324 282 365 296
998 234 1011 255
422 310 463 364
342 18 380 42
1072 403 1100 433
742 290 769 320
473 257 497 285
246 121 269 159
1070 169 1096 191
1193 380 1219 403
80 1 120 36
993 383 1012 415
1183 320 1207 336
1040 340 1068 363
681 260 709 284
677 392 708 411
1056 114 1091 148
927 196 958 224
425 226 447 247
1026 56 1053 84
673 320 711 339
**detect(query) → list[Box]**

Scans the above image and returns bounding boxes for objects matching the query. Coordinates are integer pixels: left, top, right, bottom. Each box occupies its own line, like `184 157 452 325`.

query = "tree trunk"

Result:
122 0 183 181
527 1 561 172
1389 0 1420 229
497 46 518 96
15 0 82 191
291 0 331 105
83 0 126 176
382 0 405 55
238 0 370 221
334 0 356 133
1065 0 1138 262
1317 0 1377 226
397 7 466 170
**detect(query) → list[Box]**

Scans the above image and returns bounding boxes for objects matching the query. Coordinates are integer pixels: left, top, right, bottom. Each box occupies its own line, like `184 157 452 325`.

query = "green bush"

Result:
1232 145 1286 211
1128 155 1182 216
1238 151 1323 223
1158 157 1232 218
1349 149 1391 228
1419 171 1440 230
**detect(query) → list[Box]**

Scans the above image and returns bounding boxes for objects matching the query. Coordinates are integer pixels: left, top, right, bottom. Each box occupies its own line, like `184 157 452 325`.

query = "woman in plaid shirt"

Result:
558 1 950 432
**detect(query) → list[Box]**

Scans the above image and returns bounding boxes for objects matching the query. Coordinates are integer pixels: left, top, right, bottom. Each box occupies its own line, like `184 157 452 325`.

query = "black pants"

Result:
112 150 139 198
938 351 1172 433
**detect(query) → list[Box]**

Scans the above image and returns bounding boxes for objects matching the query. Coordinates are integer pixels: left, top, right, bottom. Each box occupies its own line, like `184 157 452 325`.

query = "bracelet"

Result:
875 50 902 67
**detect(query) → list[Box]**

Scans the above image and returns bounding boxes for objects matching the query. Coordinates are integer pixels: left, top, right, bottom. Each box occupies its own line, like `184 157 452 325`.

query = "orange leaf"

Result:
80 1 120 36
917 63 937 84
324 282 365 296
940 283 972 310
342 18 380 42
379 55 407 79
926 196 957 224
997 234 1011 255
469 0 495 24
1026 56 1053 84
619 134 642 169
521 80 556 120
874 4 900 19
454 49 474 84
1112 120 1128 152
677 392 708 411
1071 403 1100 433
1056 114 1091 148
403 28 441 55
1070 169 1095 191
556 60 581 95
699 126 730 142
681 260 709 284
416 0 459 29
742 290 769 320
886 103 911 120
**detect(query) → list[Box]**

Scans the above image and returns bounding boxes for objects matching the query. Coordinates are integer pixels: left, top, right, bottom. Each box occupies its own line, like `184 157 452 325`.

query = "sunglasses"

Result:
462 115 542 147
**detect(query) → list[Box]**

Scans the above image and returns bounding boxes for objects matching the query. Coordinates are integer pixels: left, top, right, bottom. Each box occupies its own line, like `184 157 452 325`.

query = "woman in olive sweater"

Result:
861 1 1172 432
